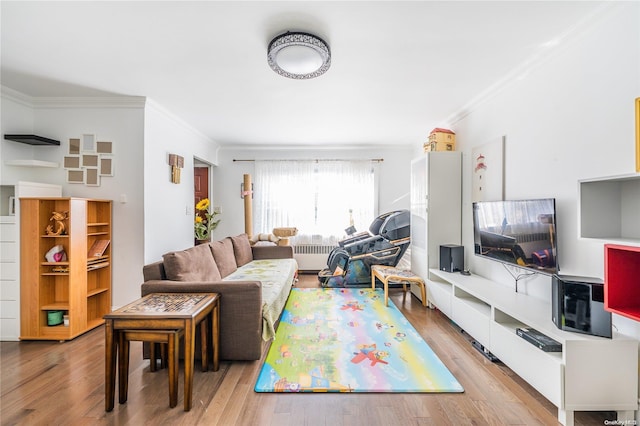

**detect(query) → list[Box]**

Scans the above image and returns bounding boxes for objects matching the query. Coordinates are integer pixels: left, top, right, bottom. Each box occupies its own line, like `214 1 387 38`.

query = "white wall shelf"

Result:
428 268 638 426
4 160 59 168
579 174 640 242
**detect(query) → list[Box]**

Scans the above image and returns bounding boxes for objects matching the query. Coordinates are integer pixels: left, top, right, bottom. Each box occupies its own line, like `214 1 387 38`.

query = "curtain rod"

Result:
233 158 384 163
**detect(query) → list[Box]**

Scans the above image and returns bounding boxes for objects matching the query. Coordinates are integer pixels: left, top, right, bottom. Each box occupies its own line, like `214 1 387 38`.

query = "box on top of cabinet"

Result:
424 128 456 152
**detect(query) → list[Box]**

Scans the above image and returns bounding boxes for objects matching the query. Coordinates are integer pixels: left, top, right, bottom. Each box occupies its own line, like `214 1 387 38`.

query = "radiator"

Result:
293 244 336 271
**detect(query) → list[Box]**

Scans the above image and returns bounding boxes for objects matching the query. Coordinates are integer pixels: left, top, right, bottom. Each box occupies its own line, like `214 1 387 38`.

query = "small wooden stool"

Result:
120 329 184 408
149 319 210 373
371 265 427 307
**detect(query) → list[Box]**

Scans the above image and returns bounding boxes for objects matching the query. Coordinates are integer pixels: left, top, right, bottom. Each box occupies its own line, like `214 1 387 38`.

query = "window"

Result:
254 160 377 245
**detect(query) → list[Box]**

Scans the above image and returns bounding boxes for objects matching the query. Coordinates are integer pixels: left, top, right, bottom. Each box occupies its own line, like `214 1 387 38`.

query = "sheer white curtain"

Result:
254 160 376 245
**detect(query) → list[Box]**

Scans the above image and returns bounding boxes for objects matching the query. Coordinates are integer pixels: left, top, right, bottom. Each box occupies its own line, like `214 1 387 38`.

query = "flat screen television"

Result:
473 198 558 275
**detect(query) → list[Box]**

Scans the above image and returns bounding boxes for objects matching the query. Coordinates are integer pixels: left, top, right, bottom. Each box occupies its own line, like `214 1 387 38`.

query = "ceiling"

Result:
1 1 608 148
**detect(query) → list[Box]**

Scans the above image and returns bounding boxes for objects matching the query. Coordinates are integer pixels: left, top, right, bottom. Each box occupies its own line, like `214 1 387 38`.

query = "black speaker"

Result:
440 244 464 272
552 274 612 338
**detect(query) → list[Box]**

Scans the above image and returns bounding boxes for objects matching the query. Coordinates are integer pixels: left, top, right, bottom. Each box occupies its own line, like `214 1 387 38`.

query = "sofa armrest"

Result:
141 280 263 360
251 245 293 260
143 261 166 281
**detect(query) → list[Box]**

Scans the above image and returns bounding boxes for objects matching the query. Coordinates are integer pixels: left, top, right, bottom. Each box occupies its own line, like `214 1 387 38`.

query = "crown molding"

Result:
445 1 619 126
32 96 146 109
218 143 412 152
1 86 34 107
1 85 146 109
145 98 218 146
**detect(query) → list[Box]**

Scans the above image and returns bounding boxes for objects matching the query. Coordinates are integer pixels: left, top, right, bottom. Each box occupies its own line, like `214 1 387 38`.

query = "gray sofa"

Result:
141 233 297 360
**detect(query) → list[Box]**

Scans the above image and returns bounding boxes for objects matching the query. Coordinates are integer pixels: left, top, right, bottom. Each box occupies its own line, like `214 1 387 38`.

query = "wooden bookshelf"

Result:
20 197 112 340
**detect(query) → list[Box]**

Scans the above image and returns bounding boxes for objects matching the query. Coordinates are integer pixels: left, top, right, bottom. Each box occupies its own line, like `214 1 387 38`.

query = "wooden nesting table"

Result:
371 265 427 307
104 293 220 412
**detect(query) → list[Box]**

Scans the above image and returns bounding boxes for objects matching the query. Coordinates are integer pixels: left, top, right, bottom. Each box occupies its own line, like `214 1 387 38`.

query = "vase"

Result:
195 238 210 246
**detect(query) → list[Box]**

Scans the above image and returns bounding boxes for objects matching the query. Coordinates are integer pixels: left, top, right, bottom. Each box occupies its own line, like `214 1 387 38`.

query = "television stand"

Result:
428 268 638 426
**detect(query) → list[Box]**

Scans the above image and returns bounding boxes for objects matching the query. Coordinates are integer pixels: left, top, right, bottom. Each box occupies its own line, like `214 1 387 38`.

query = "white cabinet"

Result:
429 268 638 426
410 152 461 302
0 215 18 340
0 182 61 341
452 286 491 346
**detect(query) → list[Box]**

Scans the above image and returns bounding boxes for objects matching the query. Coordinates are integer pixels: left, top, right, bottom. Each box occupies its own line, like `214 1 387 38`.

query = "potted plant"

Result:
194 198 220 244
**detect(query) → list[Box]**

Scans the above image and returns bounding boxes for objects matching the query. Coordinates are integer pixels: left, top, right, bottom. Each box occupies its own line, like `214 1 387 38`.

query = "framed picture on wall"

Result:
100 157 114 176
96 141 113 154
472 136 505 202
85 168 100 186
64 156 80 168
82 154 99 168
82 134 95 152
67 169 84 184
69 138 81 155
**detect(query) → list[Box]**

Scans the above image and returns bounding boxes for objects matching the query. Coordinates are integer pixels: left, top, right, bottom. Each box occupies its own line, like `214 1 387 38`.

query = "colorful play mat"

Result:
255 288 464 393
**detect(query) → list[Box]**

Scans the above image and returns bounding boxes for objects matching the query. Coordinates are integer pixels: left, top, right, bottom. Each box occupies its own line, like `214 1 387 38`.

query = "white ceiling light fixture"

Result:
267 31 331 79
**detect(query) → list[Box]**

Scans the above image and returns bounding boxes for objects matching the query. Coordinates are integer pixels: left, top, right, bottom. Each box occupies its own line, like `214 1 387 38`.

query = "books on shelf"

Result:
88 240 110 258
87 261 109 270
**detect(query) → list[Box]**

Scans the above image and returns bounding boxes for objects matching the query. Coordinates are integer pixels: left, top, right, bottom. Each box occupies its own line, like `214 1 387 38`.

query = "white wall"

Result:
37 100 146 309
1 89 45 184
450 3 640 338
1 92 147 310
143 100 219 268
1 90 227 321
1 91 222 315
210 146 414 241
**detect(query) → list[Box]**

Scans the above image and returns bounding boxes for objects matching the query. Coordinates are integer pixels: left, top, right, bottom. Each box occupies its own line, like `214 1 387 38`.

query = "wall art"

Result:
64 135 115 187
472 136 505 202
69 138 81 155
63 156 80 168
67 169 84 184
85 168 100 186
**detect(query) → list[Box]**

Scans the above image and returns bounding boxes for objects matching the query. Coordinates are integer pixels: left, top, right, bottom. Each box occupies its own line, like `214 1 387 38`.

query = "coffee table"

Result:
104 293 220 412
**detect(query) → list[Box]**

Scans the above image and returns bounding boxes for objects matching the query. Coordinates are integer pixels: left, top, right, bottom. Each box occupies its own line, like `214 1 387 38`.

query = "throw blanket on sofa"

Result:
223 258 297 340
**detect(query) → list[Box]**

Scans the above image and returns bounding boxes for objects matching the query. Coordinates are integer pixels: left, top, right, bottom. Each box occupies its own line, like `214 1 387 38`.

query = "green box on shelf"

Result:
47 310 64 326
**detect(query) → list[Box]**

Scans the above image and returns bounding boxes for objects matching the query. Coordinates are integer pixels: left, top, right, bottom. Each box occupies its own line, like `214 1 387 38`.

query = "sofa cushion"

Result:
210 238 238 277
162 243 221 282
231 233 253 267
223 258 298 340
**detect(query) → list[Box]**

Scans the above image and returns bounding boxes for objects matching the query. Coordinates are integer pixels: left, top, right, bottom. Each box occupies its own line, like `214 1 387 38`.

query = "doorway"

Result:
194 165 209 209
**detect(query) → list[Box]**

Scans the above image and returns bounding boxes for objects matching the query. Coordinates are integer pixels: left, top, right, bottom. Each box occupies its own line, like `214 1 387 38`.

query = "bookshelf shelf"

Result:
20 197 112 340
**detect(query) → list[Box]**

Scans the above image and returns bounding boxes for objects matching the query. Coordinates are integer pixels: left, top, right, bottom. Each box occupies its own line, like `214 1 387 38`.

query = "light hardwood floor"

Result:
1 274 615 425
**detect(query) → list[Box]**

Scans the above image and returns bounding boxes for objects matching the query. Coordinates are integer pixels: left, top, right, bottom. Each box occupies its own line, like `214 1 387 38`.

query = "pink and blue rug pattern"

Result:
255 288 464 393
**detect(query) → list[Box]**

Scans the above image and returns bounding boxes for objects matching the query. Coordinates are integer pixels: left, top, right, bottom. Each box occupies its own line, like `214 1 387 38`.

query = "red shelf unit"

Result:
604 244 640 322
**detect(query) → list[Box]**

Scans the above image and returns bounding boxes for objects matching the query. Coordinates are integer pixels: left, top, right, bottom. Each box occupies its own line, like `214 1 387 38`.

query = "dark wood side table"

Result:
104 293 220 412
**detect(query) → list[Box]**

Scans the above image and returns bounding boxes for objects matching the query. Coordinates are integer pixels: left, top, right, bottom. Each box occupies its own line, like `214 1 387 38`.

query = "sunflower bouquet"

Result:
194 198 220 241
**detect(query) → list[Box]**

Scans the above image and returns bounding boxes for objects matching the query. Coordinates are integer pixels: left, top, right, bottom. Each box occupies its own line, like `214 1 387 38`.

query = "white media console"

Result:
426 268 638 426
